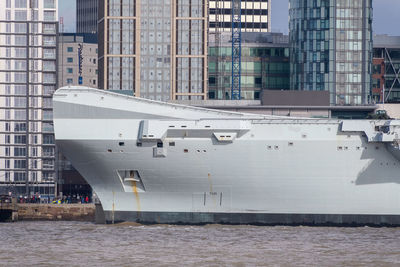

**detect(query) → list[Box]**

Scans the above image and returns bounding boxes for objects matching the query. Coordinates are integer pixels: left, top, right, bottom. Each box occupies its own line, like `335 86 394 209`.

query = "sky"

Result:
59 0 400 36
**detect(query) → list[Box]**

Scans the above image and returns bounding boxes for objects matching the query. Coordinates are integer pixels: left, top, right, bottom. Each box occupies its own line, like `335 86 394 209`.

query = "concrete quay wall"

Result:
16 204 95 222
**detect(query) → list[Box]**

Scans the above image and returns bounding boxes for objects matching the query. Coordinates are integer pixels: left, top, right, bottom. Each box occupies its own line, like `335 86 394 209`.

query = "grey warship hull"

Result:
54 87 400 225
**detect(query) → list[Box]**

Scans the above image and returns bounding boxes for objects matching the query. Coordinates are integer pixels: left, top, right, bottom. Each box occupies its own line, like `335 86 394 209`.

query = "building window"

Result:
43 23 56 34
67 68 73 74
14 172 26 182
42 172 54 181
15 11 27 21
30 0 38 8
15 123 26 132
43 159 55 170
67 47 73 52
67 78 73 84
43 135 54 145
43 86 55 95
14 160 27 169
15 0 27 8
209 76 216 85
43 147 55 157
31 147 38 157
93 80 96 85
14 135 27 144
14 147 26 157
67 57 73 63
44 0 55 8
44 11 56 21
373 64 381 74
31 172 37 182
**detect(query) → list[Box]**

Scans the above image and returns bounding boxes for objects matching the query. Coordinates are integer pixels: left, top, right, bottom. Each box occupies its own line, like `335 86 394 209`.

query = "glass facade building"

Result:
0 0 58 197
289 0 373 105
208 32 290 100
99 0 208 101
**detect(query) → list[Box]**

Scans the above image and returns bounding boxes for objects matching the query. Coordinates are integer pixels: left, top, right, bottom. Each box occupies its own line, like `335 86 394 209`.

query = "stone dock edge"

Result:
0 203 95 222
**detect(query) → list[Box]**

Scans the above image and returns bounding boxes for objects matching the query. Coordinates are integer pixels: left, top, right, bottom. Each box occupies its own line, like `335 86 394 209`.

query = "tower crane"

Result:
231 0 242 100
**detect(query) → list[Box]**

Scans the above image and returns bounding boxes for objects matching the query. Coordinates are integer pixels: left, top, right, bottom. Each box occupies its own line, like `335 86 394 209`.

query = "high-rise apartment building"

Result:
0 0 58 197
77 0 98 34
289 0 373 105
98 0 208 101
209 0 271 32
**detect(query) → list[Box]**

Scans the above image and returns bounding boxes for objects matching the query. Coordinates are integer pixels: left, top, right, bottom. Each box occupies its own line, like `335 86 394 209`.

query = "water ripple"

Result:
0 222 400 266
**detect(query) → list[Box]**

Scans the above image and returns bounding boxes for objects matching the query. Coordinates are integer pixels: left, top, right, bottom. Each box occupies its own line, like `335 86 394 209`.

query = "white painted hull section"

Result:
54 87 400 225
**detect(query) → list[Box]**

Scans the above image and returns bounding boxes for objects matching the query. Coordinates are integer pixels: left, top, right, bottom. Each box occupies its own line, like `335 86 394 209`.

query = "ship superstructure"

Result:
54 87 400 225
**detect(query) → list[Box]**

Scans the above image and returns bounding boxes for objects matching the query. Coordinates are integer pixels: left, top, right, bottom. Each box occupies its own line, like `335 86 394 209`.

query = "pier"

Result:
0 196 95 222
0 196 18 222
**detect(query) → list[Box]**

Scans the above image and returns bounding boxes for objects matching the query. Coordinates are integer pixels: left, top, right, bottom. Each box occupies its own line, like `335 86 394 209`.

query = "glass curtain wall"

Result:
289 0 372 105
208 47 290 100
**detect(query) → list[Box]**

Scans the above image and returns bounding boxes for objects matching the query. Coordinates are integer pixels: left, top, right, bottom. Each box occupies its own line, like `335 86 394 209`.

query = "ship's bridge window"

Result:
157 142 163 148
119 142 125 146
169 142 175 146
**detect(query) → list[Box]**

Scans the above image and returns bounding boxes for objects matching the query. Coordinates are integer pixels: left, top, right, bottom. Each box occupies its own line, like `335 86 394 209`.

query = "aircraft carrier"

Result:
53 86 400 225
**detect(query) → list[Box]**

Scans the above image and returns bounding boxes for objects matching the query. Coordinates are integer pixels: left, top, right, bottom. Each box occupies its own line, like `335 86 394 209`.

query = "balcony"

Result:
43 40 56 46
43 53 56 59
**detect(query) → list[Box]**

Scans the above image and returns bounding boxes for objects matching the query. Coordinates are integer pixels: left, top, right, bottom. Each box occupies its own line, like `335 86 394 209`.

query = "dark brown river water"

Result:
1 221 400 266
